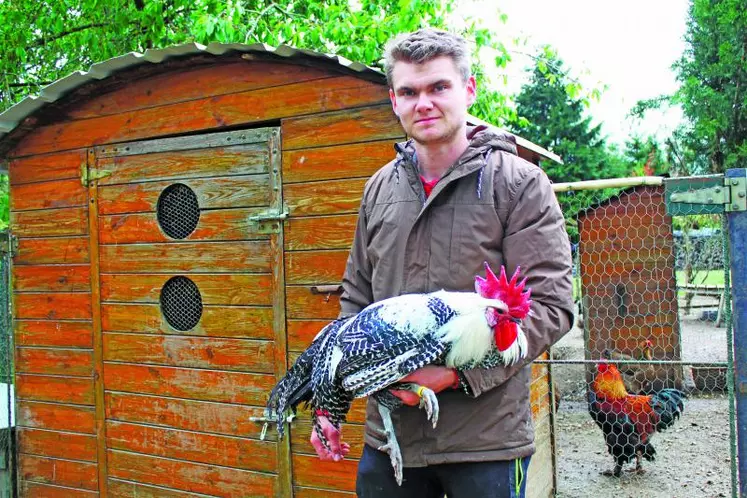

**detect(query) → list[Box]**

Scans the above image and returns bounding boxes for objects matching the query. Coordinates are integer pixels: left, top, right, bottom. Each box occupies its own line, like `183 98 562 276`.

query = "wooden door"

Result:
88 128 292 496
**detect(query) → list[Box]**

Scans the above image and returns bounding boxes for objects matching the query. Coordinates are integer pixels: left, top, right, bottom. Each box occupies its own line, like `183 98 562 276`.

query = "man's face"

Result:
389 56 476 146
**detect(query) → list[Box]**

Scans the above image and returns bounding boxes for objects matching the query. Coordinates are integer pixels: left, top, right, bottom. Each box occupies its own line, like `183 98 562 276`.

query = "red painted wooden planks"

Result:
13 76 387 157
103 363 275 406
18 428 97 462
11 207 88 238
15 320 93 348
291 454 358 492
19 454 98 490
16 374 94 405
16 348 93 377
285 286 342 321
17 401 95 434
13 265 91 293
282 104 399 150
98 208 271 244
8 150 85 184
69 62 332 119
99 241 272 273
106 420 278 472
284 178 366 217
11 179 87 211
14 237 89 265
97 144 269 186
282 140 396 184
103 334 274 373
284 215 357 251
98 174 271 214
100 273 272 305
14 293 92 320
19 481 97 497
105 392 273 440
285 249 348 285
101 303 273 339
107 450 278 497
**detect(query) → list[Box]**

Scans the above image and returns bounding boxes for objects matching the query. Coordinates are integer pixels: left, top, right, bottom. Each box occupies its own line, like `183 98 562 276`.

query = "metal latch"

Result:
250 412 295 440
248 206 289 234
668 177 746 212
80 163 112 186
0 233 17 256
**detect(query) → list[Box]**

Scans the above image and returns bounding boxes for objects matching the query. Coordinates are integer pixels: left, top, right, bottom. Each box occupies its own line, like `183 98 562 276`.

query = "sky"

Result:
464 0 690 147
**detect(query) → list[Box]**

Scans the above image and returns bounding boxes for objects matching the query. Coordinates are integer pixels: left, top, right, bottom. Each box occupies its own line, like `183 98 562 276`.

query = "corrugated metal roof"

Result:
0 42 380 138
0 41 560 164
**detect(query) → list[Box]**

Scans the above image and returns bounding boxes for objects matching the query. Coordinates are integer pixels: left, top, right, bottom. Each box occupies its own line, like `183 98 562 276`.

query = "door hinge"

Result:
668 177 746 213
248 206 289 234
0 233 17 256
80 162 112 186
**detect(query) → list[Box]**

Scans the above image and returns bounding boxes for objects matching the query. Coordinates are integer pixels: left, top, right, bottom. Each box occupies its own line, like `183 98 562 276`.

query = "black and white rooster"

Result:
261 263 532 484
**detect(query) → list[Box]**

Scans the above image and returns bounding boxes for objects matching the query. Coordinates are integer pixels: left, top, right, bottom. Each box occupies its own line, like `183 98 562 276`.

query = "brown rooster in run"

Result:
603 340 658 394
589 361 686 477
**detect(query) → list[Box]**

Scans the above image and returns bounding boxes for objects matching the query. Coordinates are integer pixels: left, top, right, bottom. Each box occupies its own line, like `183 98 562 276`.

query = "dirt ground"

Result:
550 299 734 498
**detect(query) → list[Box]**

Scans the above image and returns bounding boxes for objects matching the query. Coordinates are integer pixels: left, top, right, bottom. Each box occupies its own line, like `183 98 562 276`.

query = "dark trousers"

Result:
356 444 531 498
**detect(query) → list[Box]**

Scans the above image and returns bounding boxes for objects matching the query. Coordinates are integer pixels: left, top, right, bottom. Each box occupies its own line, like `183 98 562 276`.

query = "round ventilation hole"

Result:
157 183 200 239
160 276 203 331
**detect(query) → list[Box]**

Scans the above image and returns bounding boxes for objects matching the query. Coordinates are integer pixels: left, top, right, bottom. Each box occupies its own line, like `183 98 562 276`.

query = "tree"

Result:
0 0 510 114
509 52 627 241
0 0 515 230
511 53 621 184
636 0 746 173
624 135 668 177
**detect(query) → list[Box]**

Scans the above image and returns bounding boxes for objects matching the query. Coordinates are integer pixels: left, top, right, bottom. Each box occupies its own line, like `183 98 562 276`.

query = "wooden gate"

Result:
88 127 293 496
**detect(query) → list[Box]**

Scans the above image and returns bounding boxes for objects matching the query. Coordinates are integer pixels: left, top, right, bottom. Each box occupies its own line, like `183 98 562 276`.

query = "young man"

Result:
312 29 574 497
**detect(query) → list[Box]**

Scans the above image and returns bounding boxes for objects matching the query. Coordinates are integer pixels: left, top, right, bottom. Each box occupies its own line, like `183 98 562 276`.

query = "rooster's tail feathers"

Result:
266 317 351 438
265 344 316 439
652 388 687 431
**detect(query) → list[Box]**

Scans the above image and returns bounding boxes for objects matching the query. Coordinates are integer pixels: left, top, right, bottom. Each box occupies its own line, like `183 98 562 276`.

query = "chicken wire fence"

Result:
540 178 736 498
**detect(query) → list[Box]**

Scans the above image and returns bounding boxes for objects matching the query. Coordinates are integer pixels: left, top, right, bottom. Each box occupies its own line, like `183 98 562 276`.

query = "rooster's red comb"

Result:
474 262 532 319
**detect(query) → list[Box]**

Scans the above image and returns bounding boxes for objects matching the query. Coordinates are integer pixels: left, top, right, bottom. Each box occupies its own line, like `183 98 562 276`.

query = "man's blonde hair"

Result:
383 28 471 87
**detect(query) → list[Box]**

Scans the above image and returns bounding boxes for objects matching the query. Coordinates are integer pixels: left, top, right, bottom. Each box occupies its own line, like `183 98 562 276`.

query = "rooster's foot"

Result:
625 467 646 475
377 403 404 486
399 382 440 428
602 464 623 478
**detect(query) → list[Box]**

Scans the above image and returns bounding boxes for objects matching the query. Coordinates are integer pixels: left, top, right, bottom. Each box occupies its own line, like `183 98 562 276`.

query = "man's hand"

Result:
310 414 351 461
389 365 459 406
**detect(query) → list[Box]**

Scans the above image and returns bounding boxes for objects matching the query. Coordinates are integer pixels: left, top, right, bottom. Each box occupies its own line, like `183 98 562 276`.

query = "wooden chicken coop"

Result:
578 185 683 390
0 43 559 497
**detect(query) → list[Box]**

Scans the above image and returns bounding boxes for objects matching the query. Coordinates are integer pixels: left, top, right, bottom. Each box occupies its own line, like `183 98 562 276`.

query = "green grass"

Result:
676 270 727 287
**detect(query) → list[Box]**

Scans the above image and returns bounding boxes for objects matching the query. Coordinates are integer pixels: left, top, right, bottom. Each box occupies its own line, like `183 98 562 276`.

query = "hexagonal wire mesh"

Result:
157 183 200 239
160 276 203 331
541 180 736 498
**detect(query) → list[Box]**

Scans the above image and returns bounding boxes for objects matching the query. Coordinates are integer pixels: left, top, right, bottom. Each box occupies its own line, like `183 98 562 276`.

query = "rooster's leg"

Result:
377 403 404 486
602 463 623 477
622 451 646 474
397 382 440 428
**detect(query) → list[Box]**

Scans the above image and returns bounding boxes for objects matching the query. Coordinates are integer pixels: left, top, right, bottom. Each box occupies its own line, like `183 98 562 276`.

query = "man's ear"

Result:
389 88 399 117
466 75 477 106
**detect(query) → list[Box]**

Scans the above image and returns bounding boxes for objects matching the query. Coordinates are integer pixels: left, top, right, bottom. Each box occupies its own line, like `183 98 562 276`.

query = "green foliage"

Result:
623 135 669 177
0 0 515 233
511 54 621 184
0 0 511 115
638 0 747 174
509 53 628 241
0 175 7 231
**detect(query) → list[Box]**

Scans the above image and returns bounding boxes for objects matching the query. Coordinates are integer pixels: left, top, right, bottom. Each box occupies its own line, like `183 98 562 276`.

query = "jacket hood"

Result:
393 124 520 172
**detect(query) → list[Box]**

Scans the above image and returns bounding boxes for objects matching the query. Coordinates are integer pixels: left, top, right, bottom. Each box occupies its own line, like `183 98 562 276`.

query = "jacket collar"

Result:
392 125 520 192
